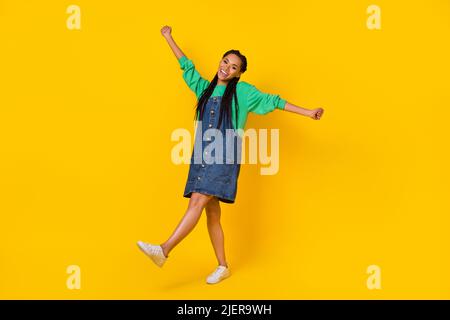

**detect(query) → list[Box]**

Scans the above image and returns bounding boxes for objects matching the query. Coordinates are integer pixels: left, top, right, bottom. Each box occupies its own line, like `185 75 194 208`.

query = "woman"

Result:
137 25 324 285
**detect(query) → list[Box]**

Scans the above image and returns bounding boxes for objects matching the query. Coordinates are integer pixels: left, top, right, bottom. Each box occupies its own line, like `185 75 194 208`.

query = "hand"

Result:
161 25 172 38
309 108 324 120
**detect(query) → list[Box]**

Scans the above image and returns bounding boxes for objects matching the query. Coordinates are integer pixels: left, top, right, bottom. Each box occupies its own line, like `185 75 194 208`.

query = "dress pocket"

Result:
209 163 234 184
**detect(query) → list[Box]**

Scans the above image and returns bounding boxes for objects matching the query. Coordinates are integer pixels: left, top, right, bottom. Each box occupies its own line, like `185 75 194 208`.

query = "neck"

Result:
217 79 229 86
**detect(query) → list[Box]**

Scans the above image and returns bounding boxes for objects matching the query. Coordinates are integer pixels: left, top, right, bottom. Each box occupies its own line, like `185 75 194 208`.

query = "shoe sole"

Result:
137 242 164 267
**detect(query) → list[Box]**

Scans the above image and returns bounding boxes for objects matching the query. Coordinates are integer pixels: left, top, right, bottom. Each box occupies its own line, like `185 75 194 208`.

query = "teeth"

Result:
220 70 228 76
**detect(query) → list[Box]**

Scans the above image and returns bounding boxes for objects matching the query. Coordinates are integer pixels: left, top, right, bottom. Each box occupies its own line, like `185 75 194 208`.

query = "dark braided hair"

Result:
194 50 248 130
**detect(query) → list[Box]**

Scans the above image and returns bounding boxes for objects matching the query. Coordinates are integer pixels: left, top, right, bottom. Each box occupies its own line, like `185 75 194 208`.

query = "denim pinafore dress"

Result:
183 95 242 204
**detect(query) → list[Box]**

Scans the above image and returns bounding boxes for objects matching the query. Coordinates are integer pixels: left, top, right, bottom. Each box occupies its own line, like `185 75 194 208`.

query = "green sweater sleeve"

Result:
245 83 287 115
178 56 210 99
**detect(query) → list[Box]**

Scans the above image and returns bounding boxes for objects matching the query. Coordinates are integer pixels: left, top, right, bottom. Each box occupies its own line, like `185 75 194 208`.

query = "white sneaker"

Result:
206 265 230 284
137 241 167 267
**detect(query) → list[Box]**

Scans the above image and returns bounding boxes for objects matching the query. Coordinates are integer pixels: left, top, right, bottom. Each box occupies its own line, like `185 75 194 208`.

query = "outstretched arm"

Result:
161 25 186 60
284 101 324 120
244 83 324 120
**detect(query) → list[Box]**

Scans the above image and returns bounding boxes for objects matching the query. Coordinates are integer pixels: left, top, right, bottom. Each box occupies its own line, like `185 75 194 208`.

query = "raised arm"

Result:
161 25 186 60
161 25 210 99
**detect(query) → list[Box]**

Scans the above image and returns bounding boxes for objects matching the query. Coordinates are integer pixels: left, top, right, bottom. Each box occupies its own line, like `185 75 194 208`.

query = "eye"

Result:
224 60 228 64
232 67 236 70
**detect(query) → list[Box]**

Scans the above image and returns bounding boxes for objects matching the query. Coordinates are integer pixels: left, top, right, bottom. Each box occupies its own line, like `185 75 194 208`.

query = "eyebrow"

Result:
225 58 239 68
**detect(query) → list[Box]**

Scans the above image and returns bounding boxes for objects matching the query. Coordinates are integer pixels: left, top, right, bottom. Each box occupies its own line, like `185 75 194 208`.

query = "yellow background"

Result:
1 0 449 299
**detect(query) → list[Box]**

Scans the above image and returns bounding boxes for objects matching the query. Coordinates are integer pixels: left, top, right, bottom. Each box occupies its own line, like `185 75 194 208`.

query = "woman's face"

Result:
217 54 242 83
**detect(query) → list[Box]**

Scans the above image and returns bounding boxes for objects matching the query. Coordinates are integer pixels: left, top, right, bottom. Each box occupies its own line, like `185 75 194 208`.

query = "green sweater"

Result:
178 56 286 132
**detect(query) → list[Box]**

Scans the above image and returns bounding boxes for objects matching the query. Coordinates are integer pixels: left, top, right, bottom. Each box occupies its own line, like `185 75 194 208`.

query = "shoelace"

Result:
146 244 162 256
211 267 226 278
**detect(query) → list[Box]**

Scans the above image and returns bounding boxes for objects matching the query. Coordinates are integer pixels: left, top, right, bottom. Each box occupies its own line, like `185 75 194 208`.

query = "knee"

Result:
189 193 211 210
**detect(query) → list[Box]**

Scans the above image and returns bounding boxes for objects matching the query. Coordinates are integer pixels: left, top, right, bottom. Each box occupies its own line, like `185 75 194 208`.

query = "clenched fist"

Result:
309 108 324 120
161 25 172 38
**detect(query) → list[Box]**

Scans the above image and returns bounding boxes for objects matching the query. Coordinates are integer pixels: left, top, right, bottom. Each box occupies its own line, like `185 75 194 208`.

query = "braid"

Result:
218 76 239 129
194 75 217 123
193 49 248 130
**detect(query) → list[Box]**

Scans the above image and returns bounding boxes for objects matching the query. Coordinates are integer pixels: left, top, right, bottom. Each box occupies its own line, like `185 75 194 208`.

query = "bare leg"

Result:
205 197 228 267
160 192 213 257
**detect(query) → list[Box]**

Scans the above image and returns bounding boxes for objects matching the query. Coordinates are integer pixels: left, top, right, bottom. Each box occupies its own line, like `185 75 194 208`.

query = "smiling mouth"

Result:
220 69 228 76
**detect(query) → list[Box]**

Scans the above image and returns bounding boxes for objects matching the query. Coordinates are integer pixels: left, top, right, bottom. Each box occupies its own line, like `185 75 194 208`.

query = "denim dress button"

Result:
183 95 242 204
